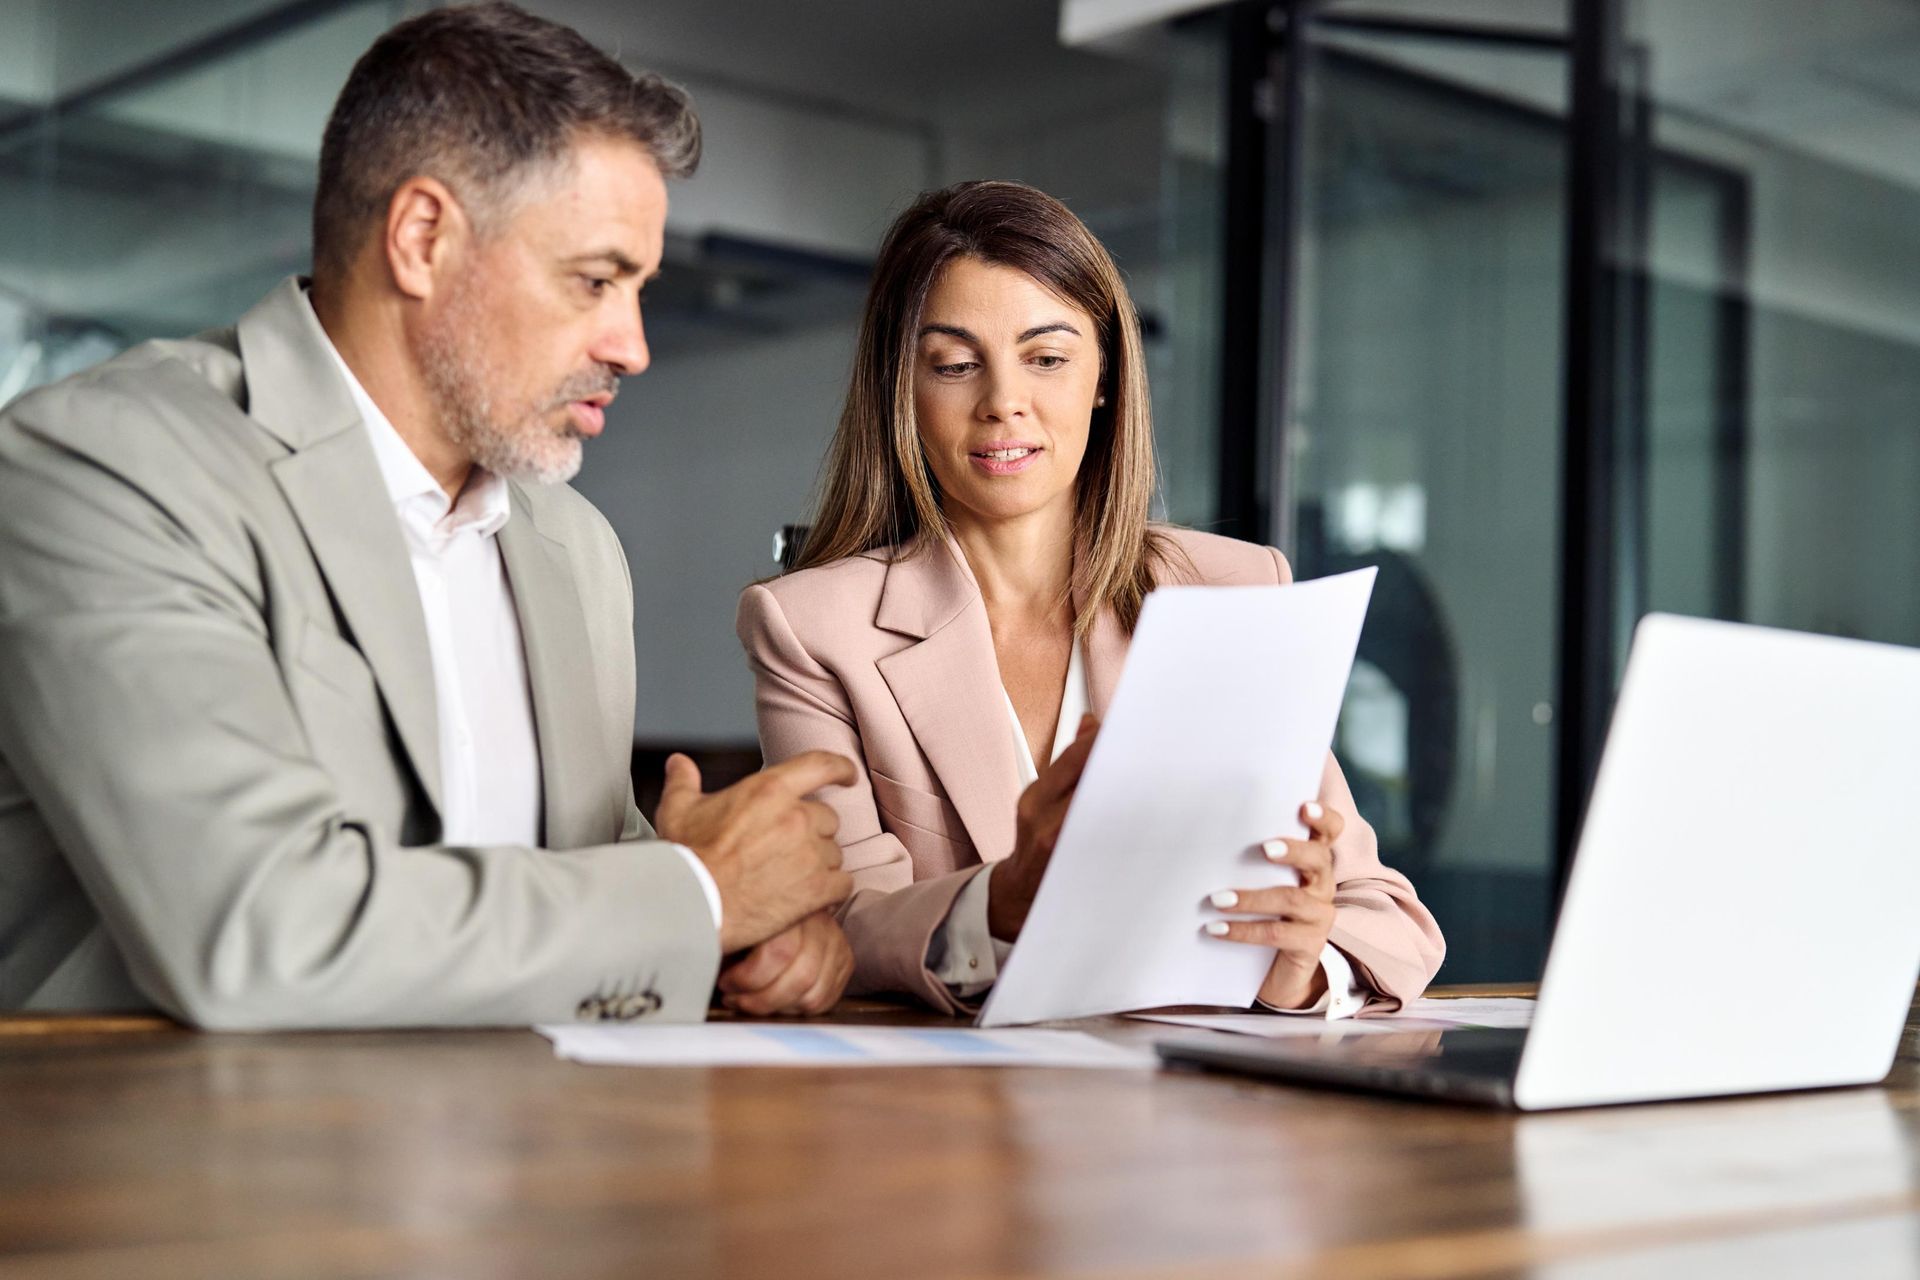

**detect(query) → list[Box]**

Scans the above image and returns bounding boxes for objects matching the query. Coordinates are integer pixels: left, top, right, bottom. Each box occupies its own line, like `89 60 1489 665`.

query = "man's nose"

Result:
594 305 650 377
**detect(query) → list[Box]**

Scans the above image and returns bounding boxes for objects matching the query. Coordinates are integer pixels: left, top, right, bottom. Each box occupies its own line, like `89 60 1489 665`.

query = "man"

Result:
0 4 859 1027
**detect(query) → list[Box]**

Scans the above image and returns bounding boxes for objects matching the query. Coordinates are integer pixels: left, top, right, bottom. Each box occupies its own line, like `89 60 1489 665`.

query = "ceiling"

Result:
528 0 1165 136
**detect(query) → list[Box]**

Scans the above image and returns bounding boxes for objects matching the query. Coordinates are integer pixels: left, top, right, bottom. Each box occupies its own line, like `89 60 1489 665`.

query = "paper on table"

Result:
538 1024 1154 1068
1128 997 1536 1038
1402 997 1535 1029
978 568 1377 1028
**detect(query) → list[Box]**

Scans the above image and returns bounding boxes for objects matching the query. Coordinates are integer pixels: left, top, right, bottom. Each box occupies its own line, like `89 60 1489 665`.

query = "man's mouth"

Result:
564 390 616 438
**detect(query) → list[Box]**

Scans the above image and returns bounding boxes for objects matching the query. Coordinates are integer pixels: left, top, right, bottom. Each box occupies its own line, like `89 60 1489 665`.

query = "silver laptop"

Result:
1157 614 1920 1109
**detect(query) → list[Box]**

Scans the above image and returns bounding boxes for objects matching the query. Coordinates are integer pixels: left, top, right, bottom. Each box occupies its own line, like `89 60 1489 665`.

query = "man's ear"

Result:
384 176 468 302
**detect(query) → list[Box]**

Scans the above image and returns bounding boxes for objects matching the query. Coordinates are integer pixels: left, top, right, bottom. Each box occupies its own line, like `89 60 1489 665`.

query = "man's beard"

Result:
418 285 617 486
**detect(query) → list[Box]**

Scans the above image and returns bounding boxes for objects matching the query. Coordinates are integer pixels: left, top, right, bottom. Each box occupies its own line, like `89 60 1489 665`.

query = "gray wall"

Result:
570 322 857 745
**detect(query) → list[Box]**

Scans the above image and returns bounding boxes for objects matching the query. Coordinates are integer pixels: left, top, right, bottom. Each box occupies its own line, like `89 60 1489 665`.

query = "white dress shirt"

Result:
929 643 1366 1018
310 299 721 924
352 377 542 847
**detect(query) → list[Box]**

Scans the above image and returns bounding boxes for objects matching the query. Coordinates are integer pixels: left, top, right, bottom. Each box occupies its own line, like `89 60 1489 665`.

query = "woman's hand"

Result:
986 715 1099 942
716 911 854 1016
1203 800 1344 1010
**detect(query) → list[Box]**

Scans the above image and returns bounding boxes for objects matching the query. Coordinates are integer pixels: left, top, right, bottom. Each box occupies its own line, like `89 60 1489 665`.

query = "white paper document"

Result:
538 1024 1154 1069
977 568 1377 1027
1401 997 1535 1029
1129 997 1536 1039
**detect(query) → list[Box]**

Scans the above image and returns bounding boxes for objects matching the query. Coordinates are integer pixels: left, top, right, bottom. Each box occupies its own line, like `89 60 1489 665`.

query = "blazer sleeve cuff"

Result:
1252 943 1367 1020
540 838 724 1027
666 843 723 929
926 863 1014 998
838 865 989 1017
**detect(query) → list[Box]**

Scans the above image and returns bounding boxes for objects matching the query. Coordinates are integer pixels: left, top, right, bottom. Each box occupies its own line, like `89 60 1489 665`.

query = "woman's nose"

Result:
977 369 1028 422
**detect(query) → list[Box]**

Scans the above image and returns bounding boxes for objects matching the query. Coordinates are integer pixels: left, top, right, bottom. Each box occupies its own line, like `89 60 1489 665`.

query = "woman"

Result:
735 181 1443 1017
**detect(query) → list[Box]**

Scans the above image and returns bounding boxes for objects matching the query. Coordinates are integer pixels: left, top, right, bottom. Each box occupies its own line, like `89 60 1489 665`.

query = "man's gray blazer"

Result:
0 277 721 1027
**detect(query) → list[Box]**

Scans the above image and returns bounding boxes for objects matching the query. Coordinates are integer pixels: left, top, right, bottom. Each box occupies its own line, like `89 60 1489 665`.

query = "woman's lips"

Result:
969 444 1042 476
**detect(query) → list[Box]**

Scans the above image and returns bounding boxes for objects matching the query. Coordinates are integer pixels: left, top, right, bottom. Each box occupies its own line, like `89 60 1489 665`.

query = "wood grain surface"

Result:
1 989 1914 1279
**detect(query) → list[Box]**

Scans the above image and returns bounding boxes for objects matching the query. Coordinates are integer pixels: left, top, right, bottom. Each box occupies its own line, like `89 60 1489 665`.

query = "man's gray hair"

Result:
311 2 699 280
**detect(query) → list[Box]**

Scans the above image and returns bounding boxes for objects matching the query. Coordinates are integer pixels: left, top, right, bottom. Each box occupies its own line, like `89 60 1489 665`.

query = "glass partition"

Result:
1627 0 1920 652
0 0 398 376
1282 15 1571 980
1267 0 1920 981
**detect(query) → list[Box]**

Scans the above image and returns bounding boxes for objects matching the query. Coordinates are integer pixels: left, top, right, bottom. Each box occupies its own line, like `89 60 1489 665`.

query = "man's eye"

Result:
583 276 613 294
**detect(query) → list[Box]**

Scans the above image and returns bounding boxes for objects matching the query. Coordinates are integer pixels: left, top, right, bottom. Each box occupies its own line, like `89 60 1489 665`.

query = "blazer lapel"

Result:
244 279 444 818
874 539 1022 862
497 491 612 850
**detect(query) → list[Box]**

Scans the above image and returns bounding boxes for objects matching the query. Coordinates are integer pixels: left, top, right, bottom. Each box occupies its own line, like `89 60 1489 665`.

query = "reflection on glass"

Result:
1628 0 1920 652
1287 25 1569 980
1153 9 1231 527
0 1 398 400
1318 0 1567 28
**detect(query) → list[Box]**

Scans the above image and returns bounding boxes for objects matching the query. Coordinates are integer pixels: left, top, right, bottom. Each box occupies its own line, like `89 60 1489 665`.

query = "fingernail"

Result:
1263 839 1289 862
1203 921 1231 937
1209 890 1239 909
1304 802 1324 821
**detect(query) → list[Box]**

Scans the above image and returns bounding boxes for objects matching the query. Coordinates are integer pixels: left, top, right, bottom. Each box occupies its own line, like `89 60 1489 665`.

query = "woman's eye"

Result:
1031 354 1067 369
933 361 976 377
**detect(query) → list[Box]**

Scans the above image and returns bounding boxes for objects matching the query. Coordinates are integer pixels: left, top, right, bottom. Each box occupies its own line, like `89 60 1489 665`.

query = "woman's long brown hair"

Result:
791 180 1176 636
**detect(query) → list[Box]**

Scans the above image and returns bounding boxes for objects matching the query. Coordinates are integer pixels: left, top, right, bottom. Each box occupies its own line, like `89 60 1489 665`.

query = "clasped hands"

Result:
654 750 856 1016
656 721 1345 1016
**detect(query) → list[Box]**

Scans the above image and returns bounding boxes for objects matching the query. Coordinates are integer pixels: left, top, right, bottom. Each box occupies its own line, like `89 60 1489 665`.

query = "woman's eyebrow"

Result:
918 321 1083 342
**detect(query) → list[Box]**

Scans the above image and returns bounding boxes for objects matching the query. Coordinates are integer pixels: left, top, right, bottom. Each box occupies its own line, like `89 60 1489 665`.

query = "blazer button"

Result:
613 992 661 1021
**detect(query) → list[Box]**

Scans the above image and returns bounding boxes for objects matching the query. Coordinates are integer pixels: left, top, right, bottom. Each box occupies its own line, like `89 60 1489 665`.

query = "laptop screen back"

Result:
1514 614 1920 1109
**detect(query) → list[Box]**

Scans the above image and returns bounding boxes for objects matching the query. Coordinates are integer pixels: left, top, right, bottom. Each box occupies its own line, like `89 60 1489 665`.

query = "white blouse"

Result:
1005 640 1089 788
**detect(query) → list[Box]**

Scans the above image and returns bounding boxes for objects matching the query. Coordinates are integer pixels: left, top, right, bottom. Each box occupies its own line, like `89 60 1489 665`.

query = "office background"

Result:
2 0 1914 981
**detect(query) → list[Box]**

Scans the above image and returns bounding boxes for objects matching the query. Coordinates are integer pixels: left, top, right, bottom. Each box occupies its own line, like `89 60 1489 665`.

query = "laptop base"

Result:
1156 1027 1527 1108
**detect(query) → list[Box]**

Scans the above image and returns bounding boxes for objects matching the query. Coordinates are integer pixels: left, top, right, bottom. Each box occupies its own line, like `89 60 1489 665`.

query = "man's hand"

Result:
655 750 857 954
716 912 853 1016
1202 800 1344 1009
986 715 1098 942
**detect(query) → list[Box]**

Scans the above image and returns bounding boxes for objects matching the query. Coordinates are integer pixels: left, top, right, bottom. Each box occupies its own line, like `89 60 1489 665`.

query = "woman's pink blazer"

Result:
736 525 1445 1016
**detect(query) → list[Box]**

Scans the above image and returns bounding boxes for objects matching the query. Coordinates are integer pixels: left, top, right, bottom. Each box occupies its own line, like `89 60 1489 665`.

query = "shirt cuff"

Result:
1254 943 1366 1020
669 843 723 930
927 864 1011 998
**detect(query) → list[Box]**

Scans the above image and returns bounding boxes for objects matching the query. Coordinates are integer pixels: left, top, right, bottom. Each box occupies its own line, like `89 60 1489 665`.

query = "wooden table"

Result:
2 989 1915 1279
